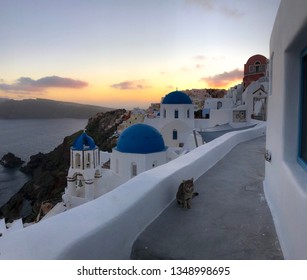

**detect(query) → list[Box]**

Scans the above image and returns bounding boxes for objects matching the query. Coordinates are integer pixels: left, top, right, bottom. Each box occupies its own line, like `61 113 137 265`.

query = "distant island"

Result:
0 98 114 119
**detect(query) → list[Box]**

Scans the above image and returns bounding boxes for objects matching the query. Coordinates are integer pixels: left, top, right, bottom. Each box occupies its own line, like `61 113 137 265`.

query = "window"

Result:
253 97 266 121
299 50 307 169
163 109 166 118
187 109 190 118
75 153 81 168
86 153 91 168
217 101 222 109
173 129 178 140
131 162 137 177
233 110 246 123
174 109 179 119
203 108 210 119
255 61 260 73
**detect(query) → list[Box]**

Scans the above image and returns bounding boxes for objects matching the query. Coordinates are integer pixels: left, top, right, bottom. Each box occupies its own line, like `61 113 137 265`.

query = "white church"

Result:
144 90 203 150
61 124 168 210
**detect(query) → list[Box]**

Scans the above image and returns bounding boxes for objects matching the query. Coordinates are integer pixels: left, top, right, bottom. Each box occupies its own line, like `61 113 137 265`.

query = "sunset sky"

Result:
0 0 281 109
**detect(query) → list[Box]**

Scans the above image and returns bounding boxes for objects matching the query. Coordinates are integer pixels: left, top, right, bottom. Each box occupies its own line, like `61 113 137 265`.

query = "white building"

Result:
61 124 170 210
226 83 244 102
199 77 268 131
264 0 307 259
242 78 268 121
63 132 102 207
110 123 168 185
145 88 265 146
202 97 235 127
145 90 203 149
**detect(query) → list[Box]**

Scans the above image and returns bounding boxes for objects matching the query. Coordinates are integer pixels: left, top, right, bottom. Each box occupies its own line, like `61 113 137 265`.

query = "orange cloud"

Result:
110 80 151 90
0 76 88 94
201 68 243 88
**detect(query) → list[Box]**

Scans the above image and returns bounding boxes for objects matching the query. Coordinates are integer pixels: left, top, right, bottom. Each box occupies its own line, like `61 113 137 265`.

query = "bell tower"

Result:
64 131 101 207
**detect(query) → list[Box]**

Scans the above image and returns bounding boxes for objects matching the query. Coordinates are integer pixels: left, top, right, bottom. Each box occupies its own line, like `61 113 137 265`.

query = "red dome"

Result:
243 54 268 89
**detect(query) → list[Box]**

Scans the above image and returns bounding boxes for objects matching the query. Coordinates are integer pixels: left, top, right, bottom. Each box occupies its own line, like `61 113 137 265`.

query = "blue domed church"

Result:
63 131 102 207
145 90 202 150
63 125 168 208
111 123 167 184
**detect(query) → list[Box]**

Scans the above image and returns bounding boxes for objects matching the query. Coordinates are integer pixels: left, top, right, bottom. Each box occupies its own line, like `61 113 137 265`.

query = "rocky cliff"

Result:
0 153 25 168
0 109 127 222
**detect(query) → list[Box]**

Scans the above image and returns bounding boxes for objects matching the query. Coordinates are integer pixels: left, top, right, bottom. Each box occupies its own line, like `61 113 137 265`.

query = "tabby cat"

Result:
176 178 199 209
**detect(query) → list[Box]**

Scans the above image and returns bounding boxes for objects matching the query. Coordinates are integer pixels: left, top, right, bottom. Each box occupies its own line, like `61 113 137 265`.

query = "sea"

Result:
0 119 88 207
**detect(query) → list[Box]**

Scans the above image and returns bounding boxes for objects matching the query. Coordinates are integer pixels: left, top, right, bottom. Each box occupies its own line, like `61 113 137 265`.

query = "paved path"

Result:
131 136 283 260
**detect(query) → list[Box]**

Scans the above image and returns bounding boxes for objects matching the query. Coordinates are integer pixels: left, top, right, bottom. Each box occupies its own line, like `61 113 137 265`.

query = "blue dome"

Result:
116 124 166 154
73 132 96 150
162 90 192 105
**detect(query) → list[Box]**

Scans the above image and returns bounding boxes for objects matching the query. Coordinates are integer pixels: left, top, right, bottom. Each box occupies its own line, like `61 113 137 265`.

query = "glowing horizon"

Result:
0 0 281 109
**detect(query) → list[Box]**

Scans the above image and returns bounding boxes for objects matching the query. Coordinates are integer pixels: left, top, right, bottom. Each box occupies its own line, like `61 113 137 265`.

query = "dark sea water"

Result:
0 119 88 207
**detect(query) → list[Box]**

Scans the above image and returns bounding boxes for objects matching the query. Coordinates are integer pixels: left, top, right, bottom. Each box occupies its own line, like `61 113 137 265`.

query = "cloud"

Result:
34 76 88 88
194 55 207 60
195 64 205 69
201 68 243 87
110 80 151 90
0 76 88 94
186 0 244 18
187 0 214 10
193 55 227 69
221 6 244 18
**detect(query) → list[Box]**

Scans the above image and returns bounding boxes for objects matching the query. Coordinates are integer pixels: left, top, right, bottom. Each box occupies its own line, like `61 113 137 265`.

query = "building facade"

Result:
111 123 168 183
145 90 202 149
264 0 307 259
243 54 268 90
63 132 102 207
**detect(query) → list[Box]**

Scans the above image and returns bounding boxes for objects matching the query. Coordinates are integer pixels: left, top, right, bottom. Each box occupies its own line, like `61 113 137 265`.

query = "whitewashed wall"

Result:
160 103 195 123
264 0 307 259
209 109 232 127
0 124 265 259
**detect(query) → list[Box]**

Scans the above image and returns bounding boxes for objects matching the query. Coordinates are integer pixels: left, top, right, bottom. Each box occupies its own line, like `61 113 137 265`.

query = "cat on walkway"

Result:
176 178 199 209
